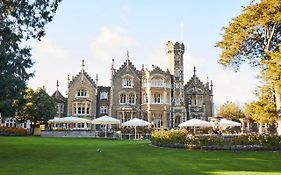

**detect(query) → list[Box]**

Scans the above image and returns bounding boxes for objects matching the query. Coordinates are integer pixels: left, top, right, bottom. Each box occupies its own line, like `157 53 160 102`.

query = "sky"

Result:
28 0 260 110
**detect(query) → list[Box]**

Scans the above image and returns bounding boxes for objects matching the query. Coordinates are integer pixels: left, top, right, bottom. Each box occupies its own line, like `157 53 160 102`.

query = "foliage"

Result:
216 0 281 68
217 101 245 120
216 0 281 117
245 85 277 124
151 129 190 144
152 129 281 148
0 0 61 119
0 126 27 136
19 88 56 128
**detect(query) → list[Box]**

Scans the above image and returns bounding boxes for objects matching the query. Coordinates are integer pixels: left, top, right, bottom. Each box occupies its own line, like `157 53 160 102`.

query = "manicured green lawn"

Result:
0 137 281 175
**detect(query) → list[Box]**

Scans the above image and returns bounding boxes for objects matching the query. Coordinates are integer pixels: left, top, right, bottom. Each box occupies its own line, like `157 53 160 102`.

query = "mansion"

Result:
52 41 214 129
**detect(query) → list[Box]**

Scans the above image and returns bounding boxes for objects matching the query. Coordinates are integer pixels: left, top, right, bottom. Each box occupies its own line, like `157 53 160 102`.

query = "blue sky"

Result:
28 0 260 110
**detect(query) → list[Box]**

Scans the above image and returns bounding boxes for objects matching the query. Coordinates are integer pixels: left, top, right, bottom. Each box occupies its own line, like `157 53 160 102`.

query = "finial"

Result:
211 80 213 86
193 66 196 75
207 76 209 83
67 74 70 85
142 64 144 70
56 80 59 91
96 74 98 86
127 50 129 60
82 59 85 71
111 59 115 70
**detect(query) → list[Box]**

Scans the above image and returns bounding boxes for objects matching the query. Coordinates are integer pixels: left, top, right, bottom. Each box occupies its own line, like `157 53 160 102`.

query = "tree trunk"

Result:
275 86 281 135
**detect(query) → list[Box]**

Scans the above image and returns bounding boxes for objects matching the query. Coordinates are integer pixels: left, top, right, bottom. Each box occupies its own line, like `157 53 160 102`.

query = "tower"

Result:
166 41 186 128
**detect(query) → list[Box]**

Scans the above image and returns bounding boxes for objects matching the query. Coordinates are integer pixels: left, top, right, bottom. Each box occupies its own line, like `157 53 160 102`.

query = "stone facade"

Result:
67 63 97 119
184 67 213 122
52 81 67 117
96 86 111 118
51 41 214 128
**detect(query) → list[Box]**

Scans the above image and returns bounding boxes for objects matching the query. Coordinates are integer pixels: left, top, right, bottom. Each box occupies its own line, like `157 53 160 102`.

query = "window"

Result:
128 93 135 104
120 93 126 104
73 103 90 115
143 93 148 103
77 89 87 97
100 106 108 114
5 118 16 128
151 78 164 87
123 77 132 88
154 93 161 103
57 103 64 113
100 92 108 100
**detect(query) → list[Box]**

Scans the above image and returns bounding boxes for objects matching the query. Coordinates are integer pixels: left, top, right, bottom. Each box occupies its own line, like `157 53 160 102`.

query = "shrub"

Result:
0 126 27 136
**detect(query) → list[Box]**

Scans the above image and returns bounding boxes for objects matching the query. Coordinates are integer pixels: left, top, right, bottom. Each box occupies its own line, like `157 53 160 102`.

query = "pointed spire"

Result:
56 80 59 91
126 51 130 69
127 50 130 60
207 76 209 83
111 59 115 70
210 80 213 93
82 59 85 72
95 74 98 86
193 66 196 75
67 74 70 85
142 64 144 70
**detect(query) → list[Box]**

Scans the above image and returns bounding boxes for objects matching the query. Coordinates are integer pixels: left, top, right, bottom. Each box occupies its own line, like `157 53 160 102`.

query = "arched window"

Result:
77 89 87 97
143 93 148 103
100 92 108 100
154 93 161 103
122 77 133 88
128 93 135 104
5 118 16 127
151 78 164 87
120 93 126 104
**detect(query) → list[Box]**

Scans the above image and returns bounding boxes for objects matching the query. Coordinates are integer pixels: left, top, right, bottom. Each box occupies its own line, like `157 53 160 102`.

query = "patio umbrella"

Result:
178 118 214 133
92 115 120 137
122 118 150 139
48 116 91 123
217 119 241 127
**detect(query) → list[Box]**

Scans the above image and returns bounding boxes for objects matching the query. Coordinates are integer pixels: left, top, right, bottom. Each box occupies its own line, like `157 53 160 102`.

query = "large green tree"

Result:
216 0 281 131
0 0 61 119
20 88 56 133
217 101 245 120
245 85 277 124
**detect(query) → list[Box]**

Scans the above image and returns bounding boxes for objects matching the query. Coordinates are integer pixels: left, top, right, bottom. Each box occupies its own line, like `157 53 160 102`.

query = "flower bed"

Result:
0 126 27 136
151 129 281 151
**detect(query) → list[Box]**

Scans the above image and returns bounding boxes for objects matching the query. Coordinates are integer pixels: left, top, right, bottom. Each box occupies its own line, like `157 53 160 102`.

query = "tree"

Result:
19 88 56 133
216 0 281 133
216 101 245 120
0 0 61 119
245 85 277 124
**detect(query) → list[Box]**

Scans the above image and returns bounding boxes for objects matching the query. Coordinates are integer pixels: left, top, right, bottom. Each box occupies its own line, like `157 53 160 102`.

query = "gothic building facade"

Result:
52 41 214 128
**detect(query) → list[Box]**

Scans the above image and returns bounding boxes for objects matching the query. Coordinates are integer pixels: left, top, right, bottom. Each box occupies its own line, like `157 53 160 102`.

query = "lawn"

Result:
0 137 281 175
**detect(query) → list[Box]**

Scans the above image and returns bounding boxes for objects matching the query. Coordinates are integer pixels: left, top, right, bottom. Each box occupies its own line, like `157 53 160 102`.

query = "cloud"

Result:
89 26 137 85
29 38 75 96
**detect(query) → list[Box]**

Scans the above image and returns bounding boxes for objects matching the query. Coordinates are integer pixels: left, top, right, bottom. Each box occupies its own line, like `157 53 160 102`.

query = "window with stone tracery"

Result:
120 93 126 104
154 93 161 103
77 89 87 97
122 77 133 88
128 93 135 104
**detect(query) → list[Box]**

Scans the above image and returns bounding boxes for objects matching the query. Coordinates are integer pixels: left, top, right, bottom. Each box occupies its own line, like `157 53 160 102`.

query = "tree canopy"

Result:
19 88 56 126
216 0 281 121
217 0 281 68
216 101 245 120
245 85 277 124
0 0 61 118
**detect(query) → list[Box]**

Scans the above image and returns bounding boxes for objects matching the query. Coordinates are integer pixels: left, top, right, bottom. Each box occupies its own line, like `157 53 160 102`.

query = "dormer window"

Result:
77 89 87 97
122 76 133 88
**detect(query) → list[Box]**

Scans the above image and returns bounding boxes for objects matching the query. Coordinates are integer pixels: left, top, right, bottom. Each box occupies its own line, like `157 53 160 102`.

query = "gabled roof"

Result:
52 90 66 103
150 66 171 76
112 59 141 80
68 70 96 88
185 68 211 95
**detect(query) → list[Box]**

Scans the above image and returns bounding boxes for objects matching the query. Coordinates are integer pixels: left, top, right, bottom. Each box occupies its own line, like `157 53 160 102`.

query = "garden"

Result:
151 129 281 151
